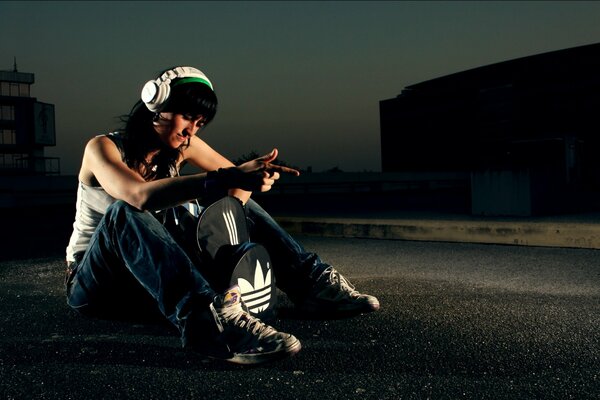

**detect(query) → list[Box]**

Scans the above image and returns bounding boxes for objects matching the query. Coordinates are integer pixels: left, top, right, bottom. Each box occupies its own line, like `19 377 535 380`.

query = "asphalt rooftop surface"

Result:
1 234 599 400
1 191 599 399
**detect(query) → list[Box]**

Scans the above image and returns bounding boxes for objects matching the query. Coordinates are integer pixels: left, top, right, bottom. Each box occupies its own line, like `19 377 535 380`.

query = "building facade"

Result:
379 43 600 215
0 66 59 175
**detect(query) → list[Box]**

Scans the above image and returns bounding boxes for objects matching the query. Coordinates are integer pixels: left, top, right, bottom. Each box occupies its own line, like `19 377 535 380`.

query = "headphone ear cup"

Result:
141 79 170 112
152 81 170 111
141 81 158 104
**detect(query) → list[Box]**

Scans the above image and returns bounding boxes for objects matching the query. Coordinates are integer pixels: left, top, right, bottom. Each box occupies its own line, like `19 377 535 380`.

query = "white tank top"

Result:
65 132 179 262
65 132 123 262
65 181 116 262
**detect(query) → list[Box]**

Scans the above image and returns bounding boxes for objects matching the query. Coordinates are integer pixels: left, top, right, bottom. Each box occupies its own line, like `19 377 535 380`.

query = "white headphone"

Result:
141 66 214 112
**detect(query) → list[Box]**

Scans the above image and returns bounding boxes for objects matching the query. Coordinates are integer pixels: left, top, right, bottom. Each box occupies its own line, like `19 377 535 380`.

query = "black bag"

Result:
162 196 277 320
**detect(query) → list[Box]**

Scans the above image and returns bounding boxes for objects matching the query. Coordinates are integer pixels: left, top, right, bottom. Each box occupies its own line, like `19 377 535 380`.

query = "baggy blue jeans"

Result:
66 198 330 348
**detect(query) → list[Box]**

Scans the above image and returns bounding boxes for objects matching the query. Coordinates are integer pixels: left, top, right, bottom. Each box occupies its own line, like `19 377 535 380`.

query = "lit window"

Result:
9 83 19 96
0 129 16 145
14 153 28 168
0 152 26 168
19 83 30 97
0 83 32 97
0 105 15 121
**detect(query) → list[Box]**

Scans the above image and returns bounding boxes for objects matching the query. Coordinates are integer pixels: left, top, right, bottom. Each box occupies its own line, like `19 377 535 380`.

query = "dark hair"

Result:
118 78 218 181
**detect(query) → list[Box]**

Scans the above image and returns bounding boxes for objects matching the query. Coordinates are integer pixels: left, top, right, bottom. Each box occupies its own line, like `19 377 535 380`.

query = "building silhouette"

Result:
380 43 600 216
0 62 59 175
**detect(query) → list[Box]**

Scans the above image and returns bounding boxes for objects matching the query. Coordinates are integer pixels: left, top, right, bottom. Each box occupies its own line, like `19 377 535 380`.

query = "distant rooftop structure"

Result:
379 43 600 216
0 70 34 85
0 60 59 175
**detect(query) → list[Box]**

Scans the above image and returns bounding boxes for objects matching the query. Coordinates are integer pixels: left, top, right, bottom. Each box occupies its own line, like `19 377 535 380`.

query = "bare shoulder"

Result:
80 135 124 185
182 135 210 154
84 135 121 161
180 135 213 161
85 135 118 153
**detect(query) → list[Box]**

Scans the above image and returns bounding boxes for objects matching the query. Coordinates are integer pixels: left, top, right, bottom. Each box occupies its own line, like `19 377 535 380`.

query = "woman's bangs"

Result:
164 83 217 120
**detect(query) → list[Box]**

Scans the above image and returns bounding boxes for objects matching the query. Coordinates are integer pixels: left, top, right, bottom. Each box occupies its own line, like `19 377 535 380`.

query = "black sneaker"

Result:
211 285 301 364
296 267 380 315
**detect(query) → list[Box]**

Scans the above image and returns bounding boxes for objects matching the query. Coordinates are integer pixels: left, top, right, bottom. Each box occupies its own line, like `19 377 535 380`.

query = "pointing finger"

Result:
269 164 300 176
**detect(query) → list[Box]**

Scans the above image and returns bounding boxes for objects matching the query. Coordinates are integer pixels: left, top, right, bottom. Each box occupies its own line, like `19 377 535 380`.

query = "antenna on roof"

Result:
13 57 17 72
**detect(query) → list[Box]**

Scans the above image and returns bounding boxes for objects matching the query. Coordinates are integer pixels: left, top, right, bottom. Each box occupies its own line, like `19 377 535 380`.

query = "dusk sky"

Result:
2 1 600 175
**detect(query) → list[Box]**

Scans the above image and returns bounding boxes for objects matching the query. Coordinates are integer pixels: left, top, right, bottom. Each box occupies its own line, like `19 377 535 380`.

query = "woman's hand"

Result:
218 148 300 192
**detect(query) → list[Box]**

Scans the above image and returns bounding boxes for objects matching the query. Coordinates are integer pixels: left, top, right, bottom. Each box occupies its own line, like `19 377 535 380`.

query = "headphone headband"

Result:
141 66 214 112
172 76 214 90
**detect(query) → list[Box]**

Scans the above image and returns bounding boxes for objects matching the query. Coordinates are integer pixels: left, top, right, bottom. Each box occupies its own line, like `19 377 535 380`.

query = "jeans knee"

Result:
107 200 134 214
106 200 148 221
104 200 150 231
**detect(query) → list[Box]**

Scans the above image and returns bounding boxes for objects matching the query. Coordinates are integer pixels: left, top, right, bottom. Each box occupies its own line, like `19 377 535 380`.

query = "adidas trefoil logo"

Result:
237 260 272 313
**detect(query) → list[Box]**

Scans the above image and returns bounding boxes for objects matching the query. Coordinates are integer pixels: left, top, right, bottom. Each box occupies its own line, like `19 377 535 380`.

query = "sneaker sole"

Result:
224 336 302 365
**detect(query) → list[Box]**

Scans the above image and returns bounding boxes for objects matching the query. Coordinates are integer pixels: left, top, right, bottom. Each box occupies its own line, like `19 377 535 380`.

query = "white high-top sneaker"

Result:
211 285 301 364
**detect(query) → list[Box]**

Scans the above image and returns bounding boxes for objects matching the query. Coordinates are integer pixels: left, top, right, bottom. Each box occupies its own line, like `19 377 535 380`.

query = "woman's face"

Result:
152 112 206 149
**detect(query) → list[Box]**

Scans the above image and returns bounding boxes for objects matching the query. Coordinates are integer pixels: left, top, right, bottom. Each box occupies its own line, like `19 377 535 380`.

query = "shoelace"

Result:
327 269 360 298
219 303 276 340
